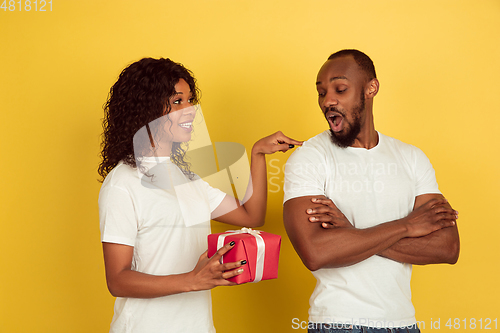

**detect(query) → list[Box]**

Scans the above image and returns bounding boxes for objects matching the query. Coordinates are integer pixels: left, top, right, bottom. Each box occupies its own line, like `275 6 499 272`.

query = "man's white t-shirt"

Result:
283 131 440 328
99 157 226 333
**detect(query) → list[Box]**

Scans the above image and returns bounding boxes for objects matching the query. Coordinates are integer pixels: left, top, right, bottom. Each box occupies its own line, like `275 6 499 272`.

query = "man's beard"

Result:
329 92 365 148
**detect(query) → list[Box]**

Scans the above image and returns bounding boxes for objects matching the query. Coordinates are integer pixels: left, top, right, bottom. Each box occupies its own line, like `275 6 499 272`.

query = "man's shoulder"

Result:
380 133 422 153
304 130 332 145
298 130 334 152
379 132 408 146
286 131 331 161
379 133 430 164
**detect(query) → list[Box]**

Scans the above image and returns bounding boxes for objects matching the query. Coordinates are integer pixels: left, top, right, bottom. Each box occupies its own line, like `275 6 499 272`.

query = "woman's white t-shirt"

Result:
99 157 226 333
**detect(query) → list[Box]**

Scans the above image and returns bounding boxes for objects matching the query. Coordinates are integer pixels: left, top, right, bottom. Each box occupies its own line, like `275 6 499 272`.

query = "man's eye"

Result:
318 92 325 97
337 89 347 93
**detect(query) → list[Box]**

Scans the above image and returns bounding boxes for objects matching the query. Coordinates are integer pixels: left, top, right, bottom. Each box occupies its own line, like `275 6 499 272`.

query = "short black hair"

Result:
328 49 377 80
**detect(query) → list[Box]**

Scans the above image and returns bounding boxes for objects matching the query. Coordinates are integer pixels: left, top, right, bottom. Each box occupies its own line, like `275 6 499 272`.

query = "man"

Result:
283 49 459 333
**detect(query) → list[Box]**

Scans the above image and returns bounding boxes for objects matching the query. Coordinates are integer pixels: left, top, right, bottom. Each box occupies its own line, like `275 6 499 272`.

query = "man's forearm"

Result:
378 224 460 265
283 196 456 271
284 197 411 270
296 194 458 270
378 194 460 265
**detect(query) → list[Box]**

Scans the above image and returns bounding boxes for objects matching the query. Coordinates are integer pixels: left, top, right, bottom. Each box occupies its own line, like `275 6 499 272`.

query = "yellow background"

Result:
1 0 499 332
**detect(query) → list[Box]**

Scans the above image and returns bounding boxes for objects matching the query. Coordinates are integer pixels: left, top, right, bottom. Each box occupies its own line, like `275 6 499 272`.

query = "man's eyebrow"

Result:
316 76 349 85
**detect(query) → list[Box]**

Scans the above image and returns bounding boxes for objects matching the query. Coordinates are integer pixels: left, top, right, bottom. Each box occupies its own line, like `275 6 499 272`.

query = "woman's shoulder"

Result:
101 161 140 190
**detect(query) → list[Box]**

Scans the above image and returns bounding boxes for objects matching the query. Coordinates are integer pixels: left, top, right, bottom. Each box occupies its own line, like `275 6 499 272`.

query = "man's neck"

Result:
351 123 378 149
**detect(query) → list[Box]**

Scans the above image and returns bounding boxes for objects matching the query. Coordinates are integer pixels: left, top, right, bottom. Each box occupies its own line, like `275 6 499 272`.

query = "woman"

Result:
98 57 300 332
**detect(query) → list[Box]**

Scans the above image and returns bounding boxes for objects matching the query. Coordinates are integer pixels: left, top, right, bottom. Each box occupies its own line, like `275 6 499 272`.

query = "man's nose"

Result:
322 91 338 109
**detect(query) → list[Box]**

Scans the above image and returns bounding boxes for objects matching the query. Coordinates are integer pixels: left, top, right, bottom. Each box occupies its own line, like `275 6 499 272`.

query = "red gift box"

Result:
207 228 281 284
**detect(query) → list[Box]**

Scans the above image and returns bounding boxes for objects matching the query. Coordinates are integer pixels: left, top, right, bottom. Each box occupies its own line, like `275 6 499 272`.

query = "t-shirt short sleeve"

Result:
413 147 441 196
99 185 138 246
283 145 327 203
198 178 227 212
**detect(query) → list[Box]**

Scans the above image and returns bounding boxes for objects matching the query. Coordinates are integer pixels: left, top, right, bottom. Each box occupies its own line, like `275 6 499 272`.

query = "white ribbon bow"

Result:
216 228 266 283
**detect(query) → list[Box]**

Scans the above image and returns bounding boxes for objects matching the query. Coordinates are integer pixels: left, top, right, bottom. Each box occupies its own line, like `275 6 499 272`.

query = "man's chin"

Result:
329 129 356 148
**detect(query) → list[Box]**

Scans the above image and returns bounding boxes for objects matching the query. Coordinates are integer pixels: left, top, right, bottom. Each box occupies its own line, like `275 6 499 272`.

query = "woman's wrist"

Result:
251 142 267 156
177 271 197 293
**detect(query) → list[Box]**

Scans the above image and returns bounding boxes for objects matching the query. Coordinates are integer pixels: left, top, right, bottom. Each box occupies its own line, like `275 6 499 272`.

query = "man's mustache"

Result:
324 106 344 116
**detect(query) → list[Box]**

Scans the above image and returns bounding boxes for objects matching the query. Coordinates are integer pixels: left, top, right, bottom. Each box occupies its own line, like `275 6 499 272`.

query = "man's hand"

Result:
308 196 457 236
379 194 460 265
305 197 354 229
402 197 457 238
284 193 459 270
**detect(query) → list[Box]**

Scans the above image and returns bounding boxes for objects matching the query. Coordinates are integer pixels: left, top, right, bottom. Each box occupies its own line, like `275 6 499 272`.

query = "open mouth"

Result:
327 112 344 133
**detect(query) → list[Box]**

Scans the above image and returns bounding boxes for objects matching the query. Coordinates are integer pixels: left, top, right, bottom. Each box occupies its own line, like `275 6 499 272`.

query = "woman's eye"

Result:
188 98 194 103
337 88 346 93
173 99 182 105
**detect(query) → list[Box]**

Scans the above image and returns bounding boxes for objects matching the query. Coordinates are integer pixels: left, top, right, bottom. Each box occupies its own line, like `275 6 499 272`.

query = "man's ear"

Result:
365 78 379 98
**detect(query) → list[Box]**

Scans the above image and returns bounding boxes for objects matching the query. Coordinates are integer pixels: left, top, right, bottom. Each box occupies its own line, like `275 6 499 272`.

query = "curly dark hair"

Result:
98 57 200 182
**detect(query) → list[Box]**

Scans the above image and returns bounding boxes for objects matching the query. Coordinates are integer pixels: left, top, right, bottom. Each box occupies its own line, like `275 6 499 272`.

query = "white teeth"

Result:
179 122 192 128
